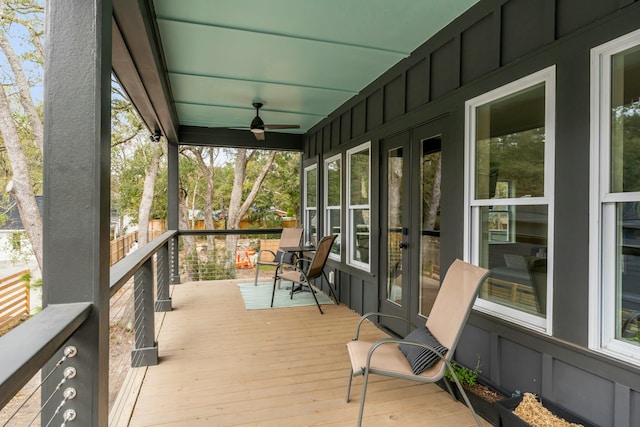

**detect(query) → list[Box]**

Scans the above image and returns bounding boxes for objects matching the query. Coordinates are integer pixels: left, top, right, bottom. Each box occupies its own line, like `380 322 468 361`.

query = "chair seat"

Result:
278 270 305 284
346 340 443 378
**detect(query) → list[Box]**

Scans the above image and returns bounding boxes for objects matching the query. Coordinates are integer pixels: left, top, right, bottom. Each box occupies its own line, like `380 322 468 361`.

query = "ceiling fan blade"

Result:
264 124 300 130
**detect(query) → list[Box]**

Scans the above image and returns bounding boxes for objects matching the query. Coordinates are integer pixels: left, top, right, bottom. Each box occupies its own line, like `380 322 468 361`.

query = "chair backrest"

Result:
425 259 489 360
305 235 337 280
278 228 303 249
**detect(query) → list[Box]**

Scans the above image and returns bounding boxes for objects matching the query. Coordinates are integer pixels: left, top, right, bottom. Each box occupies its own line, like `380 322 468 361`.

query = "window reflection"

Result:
480 205 548 317
348 143 370 268
618 202 640 345
475 84 546 200
420 139 441 317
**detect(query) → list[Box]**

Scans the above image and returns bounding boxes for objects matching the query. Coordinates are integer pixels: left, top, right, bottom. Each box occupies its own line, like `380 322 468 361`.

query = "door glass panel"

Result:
386 147 403 306
420 138 442 317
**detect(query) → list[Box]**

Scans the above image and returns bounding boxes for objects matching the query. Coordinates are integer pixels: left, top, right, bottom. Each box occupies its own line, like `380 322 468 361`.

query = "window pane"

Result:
352 208 369 264
475 84 546 199
327 159 341 206
328 208 341 255
611 46 640 193
478 204 548 317
616 202 640 346
306 168 317 208
305 209 317 246
350 148 369 205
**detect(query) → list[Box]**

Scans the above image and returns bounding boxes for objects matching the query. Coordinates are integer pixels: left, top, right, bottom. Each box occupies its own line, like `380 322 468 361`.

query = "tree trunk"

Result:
190 147 216 253
137 143 162 245
0 80 43 270
0 30 43 154
224 149 277 265
425 154 441 230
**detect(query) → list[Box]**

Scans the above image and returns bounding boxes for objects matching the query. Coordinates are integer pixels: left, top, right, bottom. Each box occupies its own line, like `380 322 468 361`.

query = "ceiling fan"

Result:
248 102 300 141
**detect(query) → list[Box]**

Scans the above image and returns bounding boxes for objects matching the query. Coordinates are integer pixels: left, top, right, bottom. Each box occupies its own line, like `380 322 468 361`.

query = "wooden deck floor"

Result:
119 279 490 427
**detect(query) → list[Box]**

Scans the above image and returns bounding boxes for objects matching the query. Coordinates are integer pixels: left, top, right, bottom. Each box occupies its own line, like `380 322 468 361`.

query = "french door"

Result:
379 120 444 334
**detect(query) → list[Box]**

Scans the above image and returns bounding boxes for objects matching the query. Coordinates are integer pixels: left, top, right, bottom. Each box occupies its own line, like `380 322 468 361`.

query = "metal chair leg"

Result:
308 282 324 314
321 270 339 305
271 275 278 307
357 368 370 427
346 368 354 402
447 364 483 427
254 261 260 286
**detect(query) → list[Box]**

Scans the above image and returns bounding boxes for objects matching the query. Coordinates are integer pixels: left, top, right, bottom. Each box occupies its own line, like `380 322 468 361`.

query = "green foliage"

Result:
20 271 31 284
31 277 42 288
444 356 482 388
178 148 300 228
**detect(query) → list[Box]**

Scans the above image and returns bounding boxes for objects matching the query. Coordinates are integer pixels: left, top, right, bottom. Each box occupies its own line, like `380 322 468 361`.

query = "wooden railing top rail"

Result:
0 302 92 409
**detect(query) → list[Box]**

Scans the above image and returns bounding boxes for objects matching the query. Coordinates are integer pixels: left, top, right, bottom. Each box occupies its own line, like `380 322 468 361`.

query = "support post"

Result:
131 258 158 367
42 0 112 425
168 140 181 284
155 242 172 312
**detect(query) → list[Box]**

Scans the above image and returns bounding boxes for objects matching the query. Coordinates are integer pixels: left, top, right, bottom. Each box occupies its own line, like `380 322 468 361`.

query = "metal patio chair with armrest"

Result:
254 227 303 286
345 258 490 427
272 234 337 314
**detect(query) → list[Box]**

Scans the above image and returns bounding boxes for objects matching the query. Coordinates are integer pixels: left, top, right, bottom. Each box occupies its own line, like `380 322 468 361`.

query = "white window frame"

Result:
347 142 371 271
324 153 342 260
589 29 640 365
303 164 317 246
464 66 556 334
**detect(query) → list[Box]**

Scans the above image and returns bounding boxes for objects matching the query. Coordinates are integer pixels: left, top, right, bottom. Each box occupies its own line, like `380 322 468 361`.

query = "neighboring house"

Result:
0 197 42 263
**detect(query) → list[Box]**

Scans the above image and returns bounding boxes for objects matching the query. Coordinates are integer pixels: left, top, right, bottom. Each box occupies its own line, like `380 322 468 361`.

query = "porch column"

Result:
168 140 181 284
42 0 112 425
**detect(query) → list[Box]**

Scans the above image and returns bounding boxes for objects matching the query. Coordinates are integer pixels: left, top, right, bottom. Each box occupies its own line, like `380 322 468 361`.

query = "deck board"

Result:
123 280 490 426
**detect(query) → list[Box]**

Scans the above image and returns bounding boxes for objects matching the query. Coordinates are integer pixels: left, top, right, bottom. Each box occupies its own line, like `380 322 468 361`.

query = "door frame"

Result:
378 116 449 335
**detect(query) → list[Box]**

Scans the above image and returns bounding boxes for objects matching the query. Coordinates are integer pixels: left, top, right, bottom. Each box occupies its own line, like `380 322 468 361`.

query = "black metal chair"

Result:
272 234 337 314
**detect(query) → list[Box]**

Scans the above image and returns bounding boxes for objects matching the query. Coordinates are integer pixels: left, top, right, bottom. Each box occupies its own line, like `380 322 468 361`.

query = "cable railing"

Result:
0 230 176 426
0 304 90 424
0 227 290 425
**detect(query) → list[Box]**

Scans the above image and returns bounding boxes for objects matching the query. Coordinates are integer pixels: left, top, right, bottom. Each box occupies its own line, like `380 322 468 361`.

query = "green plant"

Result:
444 356 482 388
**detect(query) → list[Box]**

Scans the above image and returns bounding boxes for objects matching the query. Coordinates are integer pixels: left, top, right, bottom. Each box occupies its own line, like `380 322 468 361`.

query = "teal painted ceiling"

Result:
152 0 480 136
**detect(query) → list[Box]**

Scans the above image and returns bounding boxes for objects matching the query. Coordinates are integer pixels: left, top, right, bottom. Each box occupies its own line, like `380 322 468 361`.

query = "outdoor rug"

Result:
238 281 334 310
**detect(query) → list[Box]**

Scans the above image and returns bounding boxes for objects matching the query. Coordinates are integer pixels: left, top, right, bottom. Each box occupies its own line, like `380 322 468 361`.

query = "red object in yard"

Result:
235 249 255 269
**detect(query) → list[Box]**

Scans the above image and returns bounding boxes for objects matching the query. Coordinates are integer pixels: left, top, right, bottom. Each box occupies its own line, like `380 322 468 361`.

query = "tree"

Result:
175 147 298 277
224 149 277 257
187 146 218 251
0 0 44 269
110 80 165 248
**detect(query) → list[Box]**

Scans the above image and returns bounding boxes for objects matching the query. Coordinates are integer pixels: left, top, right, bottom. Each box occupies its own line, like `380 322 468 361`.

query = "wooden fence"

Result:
0 270 30 331
110 231 139 265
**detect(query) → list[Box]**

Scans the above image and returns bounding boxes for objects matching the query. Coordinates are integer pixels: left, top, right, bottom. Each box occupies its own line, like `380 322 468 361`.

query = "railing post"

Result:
131 258 158 367
155 242 172 312
169 235 181 284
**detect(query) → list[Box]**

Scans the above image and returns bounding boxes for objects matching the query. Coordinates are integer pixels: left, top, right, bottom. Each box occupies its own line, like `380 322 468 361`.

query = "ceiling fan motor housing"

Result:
250 115 264 130
251 102 265 131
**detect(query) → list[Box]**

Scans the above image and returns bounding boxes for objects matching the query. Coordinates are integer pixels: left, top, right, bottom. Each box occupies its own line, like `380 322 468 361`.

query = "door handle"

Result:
399 242 408 249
